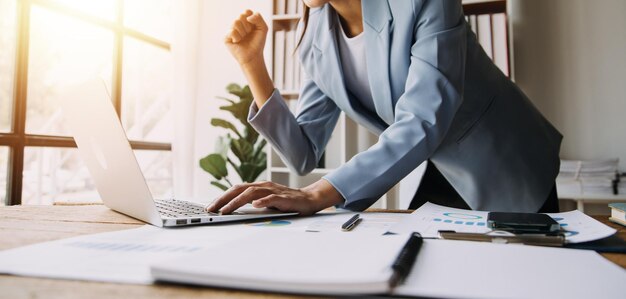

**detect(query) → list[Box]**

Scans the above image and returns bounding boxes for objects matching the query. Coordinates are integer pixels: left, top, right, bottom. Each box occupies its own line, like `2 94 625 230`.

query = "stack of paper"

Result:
556 159 619 195
618 173 626 195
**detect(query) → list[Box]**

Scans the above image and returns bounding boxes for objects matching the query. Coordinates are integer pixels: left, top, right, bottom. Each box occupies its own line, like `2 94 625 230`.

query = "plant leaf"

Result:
252 139 267 161
210 181 229 191
240 162 266 182
227 157 243 181
214 136 231 158
226 83 244 98
199 154 228 180
244 126 259 145
231 138 253 163
220 100 252 128
216 96 235 104
220 84 253 128
211 118 243 139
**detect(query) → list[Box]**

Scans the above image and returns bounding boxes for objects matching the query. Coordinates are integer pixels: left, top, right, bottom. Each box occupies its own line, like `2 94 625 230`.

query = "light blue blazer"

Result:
248 0 562 212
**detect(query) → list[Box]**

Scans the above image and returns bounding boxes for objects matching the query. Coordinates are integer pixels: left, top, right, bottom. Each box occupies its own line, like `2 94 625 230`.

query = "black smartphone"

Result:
487 212 560 234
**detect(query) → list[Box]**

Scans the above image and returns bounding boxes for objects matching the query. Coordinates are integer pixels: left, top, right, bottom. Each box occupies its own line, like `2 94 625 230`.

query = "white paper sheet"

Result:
387 202 616 243
240 212 406 235
0 224 255 284
544 210 616 243
0 212 405 285
305 213 406 234
395 239 626 299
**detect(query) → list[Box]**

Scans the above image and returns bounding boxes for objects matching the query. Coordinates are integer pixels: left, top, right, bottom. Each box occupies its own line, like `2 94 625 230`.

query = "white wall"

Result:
192 0 272 201
509 0 626 171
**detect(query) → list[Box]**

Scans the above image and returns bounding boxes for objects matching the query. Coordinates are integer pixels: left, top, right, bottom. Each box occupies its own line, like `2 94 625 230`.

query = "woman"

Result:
208 0 562 215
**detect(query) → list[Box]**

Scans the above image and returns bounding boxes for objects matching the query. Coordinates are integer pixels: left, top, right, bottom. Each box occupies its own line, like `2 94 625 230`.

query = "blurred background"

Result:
0 0 625 215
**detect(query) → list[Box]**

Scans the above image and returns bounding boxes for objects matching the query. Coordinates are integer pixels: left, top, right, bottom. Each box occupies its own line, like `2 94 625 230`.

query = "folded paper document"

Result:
388 202 616 243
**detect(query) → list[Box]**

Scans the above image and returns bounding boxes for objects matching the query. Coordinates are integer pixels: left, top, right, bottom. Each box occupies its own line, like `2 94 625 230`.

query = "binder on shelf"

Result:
273 30 286 90
477 14 493 59
293 32 302 91
286 0 298 15
296 0 304 14
284 29 296 91
275 0 286 15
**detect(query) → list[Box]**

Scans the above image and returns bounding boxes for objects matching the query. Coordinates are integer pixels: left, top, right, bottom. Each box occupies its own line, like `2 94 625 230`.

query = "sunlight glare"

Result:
51 0 116 21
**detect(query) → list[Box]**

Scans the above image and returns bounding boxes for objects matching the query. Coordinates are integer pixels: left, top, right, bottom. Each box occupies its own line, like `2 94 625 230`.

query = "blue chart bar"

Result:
433 218 486 226
66 241 201 253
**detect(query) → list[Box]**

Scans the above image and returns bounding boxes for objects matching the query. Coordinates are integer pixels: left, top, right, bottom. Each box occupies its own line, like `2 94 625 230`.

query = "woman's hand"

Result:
224 10 274 107
207 180 345 216
225 10 268 68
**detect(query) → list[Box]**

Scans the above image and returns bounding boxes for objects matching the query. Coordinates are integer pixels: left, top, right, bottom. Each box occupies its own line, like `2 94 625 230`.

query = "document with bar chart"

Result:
388 202 490 238
387 202 616 243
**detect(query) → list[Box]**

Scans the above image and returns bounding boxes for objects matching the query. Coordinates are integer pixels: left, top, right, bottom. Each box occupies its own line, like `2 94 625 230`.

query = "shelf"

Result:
558 193 626 201
272 14 301 21
280 89 299 97
270 167 335 175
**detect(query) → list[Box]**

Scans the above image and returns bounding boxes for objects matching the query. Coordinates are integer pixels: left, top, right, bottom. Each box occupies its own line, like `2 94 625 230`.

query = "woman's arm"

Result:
211 10 344 215
225 10 274 107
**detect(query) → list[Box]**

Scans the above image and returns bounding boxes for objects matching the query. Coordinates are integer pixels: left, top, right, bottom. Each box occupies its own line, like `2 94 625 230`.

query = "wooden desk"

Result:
1 205 625 299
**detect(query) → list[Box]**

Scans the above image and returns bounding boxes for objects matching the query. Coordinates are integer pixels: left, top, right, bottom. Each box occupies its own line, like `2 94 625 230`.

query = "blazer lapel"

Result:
363 0 395 125
311 6 371 127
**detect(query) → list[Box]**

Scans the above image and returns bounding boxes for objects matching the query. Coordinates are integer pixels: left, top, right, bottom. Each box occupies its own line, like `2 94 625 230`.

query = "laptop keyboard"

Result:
155 199 218 218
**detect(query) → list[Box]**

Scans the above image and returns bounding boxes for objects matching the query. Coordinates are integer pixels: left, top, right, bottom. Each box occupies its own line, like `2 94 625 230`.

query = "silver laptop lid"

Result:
61 80 163 227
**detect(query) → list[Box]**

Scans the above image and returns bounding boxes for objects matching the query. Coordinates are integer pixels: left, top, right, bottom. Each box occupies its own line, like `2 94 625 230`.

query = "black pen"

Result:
389 232 423 289
341 214 362 231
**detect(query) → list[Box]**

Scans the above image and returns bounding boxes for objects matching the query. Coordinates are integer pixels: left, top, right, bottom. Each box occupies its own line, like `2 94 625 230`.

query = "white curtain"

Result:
171 0 200 199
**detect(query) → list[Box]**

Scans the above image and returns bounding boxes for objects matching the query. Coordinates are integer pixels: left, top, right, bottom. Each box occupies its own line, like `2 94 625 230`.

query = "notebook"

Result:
150 230 626 298
151 231 408 295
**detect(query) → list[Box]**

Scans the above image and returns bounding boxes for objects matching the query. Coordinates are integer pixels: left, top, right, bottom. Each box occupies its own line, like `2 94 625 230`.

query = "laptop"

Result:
61 80 297 227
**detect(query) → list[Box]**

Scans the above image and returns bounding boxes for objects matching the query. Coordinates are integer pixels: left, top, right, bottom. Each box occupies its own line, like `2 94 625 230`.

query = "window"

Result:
0 0 174 205
0 0 17 133
0 147 8 205
22 147 99 205
27 5 114 136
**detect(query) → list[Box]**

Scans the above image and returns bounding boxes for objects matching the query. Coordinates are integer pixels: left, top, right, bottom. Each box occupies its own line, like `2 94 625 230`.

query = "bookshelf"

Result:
266 0 398 208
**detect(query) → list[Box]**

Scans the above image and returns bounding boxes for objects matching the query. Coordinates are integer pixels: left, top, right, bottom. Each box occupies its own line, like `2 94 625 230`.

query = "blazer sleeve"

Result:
248 74 342 176
324 0 468 210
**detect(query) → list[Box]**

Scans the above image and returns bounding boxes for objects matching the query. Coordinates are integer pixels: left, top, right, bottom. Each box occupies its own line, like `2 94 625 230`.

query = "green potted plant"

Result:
199 83 267 191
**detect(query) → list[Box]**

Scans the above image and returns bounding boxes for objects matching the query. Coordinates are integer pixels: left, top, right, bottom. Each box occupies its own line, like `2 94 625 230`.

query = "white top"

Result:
336 19 376 114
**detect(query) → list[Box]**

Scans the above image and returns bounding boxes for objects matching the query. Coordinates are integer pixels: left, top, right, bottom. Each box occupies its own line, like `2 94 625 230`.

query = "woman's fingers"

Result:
207 181 276 213
231 20 249 42
229 10 259 44
238 13 253 34
246 12 268 32
207 183 249 212
228 28 243 43
220 186 272 214
252 194 293 211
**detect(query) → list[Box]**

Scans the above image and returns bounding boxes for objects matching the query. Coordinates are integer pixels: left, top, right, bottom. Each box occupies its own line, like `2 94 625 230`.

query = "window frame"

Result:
1 0 172 205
